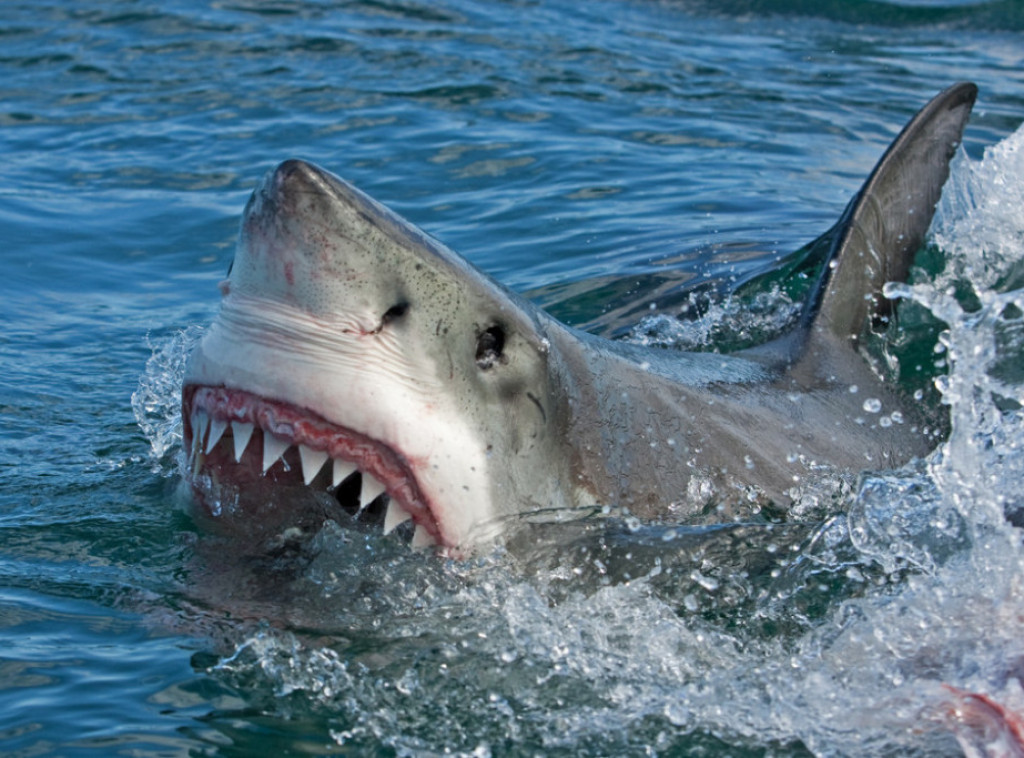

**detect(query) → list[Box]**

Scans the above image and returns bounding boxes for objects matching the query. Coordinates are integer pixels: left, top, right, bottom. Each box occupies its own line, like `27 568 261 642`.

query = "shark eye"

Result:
476 326 505 370
382 302 409 324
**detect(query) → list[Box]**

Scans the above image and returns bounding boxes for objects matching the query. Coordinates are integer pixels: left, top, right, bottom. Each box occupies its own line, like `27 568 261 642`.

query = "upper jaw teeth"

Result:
262 433 290 474
257 431 392 513
232 422 254 462
192 411 209 456
299 446 329 485
359 473 387 510
188 409 435 547
332 458 357 488
205 418 227 454
383 500 413 534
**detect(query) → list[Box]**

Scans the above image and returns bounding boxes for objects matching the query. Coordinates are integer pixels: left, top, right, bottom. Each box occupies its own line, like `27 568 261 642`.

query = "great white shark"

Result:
182 82 977 553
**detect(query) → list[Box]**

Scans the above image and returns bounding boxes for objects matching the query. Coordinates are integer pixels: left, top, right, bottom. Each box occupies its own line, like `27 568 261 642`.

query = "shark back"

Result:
558 83 978 521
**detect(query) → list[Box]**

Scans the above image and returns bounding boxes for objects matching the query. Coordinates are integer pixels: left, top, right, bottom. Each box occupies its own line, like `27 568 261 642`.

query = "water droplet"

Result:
863 398 882 413
691 571 719 592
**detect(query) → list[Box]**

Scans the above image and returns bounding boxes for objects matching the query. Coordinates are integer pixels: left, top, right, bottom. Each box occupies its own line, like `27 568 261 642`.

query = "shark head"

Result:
183 160 577 552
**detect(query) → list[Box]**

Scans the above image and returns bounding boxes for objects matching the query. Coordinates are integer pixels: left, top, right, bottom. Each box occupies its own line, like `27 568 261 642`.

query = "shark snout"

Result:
265 159 331 205
246 159 339 244
234 158 486 337
233 160 406 316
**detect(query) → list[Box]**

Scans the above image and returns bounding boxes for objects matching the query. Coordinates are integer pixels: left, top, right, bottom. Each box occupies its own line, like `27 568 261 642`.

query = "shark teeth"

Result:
187 401 436 549
383 500 413 535
205 418 227 454
360 472 387 511
412 524 437 549
332 458 358 488
190 410 209 477
232 421 254 462
262 433 291 473
193 411 209 456
299 445 329 485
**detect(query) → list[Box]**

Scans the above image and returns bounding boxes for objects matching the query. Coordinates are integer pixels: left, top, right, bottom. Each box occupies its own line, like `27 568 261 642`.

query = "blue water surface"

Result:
2 0 1023 755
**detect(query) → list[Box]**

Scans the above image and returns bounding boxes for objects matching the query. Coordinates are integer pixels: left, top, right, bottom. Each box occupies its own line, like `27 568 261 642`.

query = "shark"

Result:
182 82 977 553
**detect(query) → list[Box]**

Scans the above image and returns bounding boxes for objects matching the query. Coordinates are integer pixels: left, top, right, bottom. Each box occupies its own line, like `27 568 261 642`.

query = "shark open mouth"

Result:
181 385 443 549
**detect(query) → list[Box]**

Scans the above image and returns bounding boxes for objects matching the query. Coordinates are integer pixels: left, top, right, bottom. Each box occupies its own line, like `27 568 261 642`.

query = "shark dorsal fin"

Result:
803 82 977 350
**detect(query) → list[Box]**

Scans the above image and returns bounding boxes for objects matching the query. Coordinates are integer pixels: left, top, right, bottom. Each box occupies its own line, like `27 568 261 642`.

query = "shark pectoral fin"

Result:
803 81 977 350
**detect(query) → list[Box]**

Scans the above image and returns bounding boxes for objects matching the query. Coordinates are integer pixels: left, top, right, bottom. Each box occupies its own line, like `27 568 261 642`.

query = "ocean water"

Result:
2 0 1024 755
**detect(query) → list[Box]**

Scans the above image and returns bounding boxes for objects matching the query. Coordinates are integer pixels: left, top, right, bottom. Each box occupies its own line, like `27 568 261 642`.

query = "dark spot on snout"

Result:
476 325 506 370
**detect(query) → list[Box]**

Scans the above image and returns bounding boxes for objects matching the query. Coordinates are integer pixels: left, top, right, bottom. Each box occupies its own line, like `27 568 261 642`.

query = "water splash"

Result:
131 326 202 472
626 284 801 351
889 124 1024 532
931 126 1024 294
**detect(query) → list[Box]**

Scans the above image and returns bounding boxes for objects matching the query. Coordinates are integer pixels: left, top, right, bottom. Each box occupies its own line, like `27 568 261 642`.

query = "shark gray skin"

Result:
182 82 977 553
